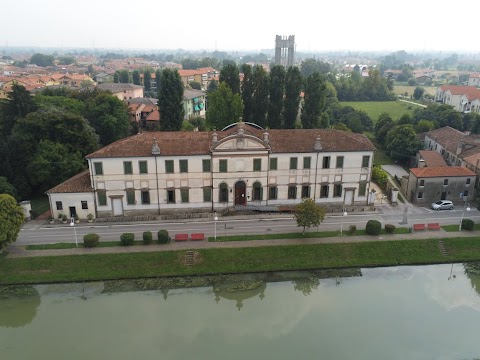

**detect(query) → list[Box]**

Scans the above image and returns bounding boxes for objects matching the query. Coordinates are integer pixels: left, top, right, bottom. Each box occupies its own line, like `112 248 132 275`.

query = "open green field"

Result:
339 101 414 121
393 85 437 97
2 236 480 285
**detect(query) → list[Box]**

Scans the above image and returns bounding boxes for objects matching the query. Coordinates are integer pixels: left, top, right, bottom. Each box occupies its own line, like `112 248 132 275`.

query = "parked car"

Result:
431 200 453 210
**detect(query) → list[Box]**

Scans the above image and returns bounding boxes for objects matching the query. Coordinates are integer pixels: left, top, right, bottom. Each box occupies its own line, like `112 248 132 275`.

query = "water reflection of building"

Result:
213 281 266 311
0 286 41 328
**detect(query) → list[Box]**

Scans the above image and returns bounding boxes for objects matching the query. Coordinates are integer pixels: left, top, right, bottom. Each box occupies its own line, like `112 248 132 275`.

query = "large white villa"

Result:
47 122 376 220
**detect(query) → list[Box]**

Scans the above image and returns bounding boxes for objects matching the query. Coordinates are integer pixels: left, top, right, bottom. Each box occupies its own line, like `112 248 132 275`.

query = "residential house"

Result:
468 73 480 87
435 85 480 113
415 150 448 168
58 74 94 87
94 73 114 84
405 166 475 205
183 89 206 119
97 83 144 101
47 122 376 219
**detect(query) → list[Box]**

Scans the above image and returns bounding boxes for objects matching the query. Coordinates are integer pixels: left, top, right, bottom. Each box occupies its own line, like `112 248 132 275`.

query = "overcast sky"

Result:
1 0 477 53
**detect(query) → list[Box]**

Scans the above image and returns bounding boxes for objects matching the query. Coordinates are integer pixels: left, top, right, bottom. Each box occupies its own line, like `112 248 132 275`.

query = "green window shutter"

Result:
139 161 148 174
165 160 174 173
179 159 188 173
98 192 107 206
181 189 189 203
219 159 227 172
270 158 278 170
94 162 103 175
253 158 261 171
124 161 132 175
362 155 370 168
336 156 344 168
303 157 311 169
126 190 135 205
290 157 297 170
202 159 211 172
203 187 212 202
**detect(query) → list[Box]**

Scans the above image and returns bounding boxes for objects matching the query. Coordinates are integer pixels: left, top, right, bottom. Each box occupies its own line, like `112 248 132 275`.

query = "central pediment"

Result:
212 133 270 152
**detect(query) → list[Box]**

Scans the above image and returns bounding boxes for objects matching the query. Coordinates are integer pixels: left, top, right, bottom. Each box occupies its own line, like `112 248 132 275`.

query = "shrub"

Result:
143 231 153 245
120 232 135 246
83 233 100 248
461 219 474 231
366 220 382 235
61 214 67 222
348 225 357 235
384 224 396 234
158 230 170 244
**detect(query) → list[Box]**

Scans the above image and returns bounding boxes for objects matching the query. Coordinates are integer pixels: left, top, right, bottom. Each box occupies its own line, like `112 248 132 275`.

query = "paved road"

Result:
16 205 480 245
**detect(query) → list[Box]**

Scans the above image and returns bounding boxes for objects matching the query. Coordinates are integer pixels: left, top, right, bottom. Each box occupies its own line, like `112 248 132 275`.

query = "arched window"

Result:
219 183 228 203
252 181 262 201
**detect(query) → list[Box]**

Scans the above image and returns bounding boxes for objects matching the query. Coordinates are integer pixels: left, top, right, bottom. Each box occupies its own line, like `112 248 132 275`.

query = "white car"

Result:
431 200 453 210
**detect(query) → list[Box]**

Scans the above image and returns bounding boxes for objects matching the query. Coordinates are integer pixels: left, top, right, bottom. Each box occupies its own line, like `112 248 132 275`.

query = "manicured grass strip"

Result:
208 227 409 242
4 237 480 285
26 240 147 250
339 101 413 121
441 224 480 232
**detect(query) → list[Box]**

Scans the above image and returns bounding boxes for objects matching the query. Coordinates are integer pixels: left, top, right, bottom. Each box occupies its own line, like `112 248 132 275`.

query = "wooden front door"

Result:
235 181 246 206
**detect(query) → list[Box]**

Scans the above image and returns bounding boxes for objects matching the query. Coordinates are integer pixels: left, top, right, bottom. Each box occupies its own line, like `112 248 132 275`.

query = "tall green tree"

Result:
113 71 119 83
207 79 218 93
0 83 37 136
0 176 19 200
158 68 184 131
283 66 303 129
0 194 24 249
119 70 129 83
241 64 254 122
267 65 286 129
143 70 151 91
251 65 269 128
385 124 421 163
30 53 54 67
301 72 327 129
206 82 243 130
219 63 240 94
132 70 141 85
294 198 326 234
413 87 425 100
300 59 332 77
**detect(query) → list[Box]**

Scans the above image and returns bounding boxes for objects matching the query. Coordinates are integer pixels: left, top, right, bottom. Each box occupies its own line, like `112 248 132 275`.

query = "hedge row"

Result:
82 230 171 248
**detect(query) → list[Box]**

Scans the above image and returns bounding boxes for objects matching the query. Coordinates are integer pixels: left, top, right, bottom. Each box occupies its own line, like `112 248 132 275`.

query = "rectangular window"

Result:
56 201 63 210
141 190 150 205
301 185 310 198
219 186 228 202
334 184 342 197
419 180 425 186
123 161 132 175
288 185 297 199
165 160 174 173
94 162 103 175
303 157 311 169
443 179 448 186
202 159 211 172
290 157 298 170
179 159 188 173
269 157 278 170
98 192 107 206
320 185 329 198
81 201 88 210
167 189 176 203
466 178 471 185
180 188 189 203
219 159 228 173
253 158 261 171
203 187 212 202
464 190 469 197
336 156 344 169
358 183 367 197
417 191 423 199
269 186 278 200
362 155 370 168
322 156 330 169
126 190 135 205
139 161 148 174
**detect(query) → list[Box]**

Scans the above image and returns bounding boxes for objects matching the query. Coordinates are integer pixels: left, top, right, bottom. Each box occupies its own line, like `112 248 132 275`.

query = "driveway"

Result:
382 165 409 179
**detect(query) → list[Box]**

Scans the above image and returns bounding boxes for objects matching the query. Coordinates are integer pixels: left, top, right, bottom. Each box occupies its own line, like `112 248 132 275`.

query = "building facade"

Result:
47 123 375 219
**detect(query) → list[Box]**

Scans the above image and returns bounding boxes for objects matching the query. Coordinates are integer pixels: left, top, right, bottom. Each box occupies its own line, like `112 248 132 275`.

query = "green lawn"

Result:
365 132 394 165
30 195 50 218
393 85 437 97
339 101 414 121
2 237 480 285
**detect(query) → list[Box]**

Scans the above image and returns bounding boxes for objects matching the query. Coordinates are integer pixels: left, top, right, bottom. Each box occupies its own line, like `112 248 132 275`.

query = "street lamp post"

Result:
214 211 218 241
70 217 78 247
459 200 471 231
340 208 348 236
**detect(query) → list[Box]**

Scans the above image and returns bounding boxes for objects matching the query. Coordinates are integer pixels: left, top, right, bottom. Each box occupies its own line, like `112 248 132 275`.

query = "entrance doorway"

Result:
112 198 124 216
235 181 246 206
69 206 77 220
441 190 447 200
344 189 354 206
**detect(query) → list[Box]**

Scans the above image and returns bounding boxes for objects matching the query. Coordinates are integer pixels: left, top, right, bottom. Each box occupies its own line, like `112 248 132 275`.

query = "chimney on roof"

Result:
456 140 465 155
314 136 322 151
212 131 218 144
151 138 160 155
418 159 425 168
263 131 269 143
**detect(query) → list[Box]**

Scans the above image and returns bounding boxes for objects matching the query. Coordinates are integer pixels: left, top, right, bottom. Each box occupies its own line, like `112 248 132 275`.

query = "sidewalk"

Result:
7 227 477 258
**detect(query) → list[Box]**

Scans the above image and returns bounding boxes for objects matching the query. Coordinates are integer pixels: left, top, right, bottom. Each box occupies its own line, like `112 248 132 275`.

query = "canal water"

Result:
1 263 480 360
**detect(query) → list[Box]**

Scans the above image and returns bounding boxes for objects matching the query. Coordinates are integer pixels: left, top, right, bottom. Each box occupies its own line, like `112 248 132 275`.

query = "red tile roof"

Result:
86 124 375 158
410 166 476 178
418 150 448 167
440 85 480 101
46 170 92 193
146 110 160 121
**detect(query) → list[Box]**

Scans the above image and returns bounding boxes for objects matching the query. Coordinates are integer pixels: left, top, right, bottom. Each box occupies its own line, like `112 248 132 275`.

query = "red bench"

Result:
174 233 189 241
190 233 205 241
413 224 426 231
428 223 441 230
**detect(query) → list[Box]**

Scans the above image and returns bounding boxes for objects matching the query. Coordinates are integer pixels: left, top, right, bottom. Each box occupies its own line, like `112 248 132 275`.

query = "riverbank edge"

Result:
2 237 480 286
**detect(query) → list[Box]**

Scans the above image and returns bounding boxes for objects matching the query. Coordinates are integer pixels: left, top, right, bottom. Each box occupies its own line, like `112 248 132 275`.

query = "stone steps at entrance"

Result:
185 251 194 266
438 240 449 256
